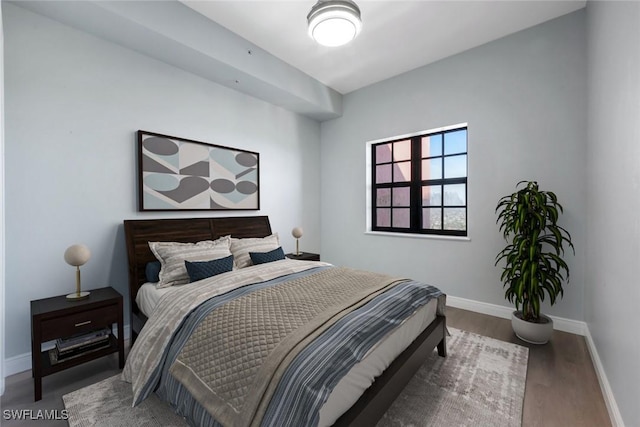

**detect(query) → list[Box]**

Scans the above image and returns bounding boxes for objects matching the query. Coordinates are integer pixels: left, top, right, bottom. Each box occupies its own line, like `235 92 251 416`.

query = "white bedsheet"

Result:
136 282 174 318
133 268 440 425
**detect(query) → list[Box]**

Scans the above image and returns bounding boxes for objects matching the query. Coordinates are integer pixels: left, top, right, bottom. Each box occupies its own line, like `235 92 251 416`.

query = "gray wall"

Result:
586 2 640 425
320 11 588 321
3 4 321 359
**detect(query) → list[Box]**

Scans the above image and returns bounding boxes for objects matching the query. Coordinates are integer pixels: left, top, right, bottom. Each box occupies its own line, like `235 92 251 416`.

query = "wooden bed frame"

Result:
123 215 446 426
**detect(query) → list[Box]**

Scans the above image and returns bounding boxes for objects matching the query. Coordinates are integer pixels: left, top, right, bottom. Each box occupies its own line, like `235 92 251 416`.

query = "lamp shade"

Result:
291 227 304 239
64 244 91 267
307 0 362 47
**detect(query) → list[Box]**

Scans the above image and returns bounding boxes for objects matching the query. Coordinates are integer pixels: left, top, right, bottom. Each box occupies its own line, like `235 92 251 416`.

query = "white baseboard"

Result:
584 328 625 427
5 352 31 378
447 295 624 427
4 324 130 377
446 295 586 335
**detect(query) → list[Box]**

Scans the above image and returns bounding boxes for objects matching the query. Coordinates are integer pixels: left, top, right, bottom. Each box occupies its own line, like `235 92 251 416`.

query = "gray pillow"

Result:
149 236 232 288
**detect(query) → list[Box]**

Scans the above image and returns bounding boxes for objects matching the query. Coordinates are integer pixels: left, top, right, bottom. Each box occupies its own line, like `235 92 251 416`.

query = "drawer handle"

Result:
75 320 92 327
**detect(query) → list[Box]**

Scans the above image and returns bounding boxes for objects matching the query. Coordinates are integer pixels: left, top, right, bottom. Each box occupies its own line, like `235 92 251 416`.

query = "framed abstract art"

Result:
137 131 260 211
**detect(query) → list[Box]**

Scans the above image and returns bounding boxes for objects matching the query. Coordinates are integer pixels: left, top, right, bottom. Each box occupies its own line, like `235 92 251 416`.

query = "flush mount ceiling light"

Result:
307 0 362 47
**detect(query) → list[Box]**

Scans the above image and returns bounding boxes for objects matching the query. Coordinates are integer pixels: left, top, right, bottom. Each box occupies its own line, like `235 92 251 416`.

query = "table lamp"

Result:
291 227 303 256
64 244 91 300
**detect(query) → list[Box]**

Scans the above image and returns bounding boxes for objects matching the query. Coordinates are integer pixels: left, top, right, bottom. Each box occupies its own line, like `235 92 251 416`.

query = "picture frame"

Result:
137 130 260 211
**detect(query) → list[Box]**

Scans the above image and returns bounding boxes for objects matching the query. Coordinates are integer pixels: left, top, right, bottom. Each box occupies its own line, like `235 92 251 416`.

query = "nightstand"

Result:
285 252 320 261
30 286 124 401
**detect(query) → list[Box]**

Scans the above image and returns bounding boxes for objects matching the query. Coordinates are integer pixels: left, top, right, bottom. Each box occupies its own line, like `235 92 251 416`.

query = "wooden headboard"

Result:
123 216 272 343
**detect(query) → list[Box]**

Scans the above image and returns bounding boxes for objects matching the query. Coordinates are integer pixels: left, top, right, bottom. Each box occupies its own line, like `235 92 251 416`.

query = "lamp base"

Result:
66 291 90 301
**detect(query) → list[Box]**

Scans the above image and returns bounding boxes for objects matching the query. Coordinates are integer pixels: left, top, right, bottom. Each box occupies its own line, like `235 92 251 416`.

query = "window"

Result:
370 126 467 236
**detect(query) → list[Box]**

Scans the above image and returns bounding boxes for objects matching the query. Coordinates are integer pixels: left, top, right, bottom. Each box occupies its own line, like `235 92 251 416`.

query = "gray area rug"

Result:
377 328 528 427
63 328 528 427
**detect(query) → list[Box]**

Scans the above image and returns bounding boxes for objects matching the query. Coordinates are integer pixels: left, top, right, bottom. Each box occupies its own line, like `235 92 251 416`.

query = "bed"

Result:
122 216 447 426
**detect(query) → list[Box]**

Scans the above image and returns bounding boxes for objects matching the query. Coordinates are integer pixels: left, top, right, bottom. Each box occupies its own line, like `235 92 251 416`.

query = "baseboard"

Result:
5 352 31 378
446 295 586 335
4 324 130 377
584 328 626 427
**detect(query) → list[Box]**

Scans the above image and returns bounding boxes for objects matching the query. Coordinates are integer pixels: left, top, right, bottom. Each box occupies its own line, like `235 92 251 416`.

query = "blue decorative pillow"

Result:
184 255 234 283
145 261 162 283
249 246 286 265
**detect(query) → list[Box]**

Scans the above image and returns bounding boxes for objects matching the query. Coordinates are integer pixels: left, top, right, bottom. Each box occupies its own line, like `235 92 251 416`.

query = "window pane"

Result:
443 184 466 205
371 127 467 236
392 208 410 228
422 208 441 230
376 143 392 164
393 140 411 161
421 134 442 157
444 154 467 178
422 185 441 206
392 187 410 207
393 161 411 182
422 158 442 180
376 208 390 227
444 208 466 230
376 188 391 207
376 164 392 183
444 129 467 155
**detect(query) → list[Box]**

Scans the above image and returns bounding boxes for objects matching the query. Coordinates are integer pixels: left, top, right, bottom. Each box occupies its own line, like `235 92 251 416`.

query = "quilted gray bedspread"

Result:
122 259 330 404
169 266 405 427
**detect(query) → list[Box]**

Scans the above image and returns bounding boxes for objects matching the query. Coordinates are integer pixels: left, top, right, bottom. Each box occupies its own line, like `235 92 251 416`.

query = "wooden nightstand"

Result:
30 286 124 401
285 252 320 261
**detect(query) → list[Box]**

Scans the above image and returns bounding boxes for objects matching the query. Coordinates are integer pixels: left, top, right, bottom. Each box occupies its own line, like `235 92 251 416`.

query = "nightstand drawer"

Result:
40 304 117 342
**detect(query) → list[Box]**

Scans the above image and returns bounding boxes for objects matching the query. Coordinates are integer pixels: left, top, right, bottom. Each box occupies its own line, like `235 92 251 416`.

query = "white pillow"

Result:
230 233 280 269
149 236 232 288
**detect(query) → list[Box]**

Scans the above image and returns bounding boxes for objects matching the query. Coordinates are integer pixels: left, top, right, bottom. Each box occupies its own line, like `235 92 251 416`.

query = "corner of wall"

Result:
583 328 626 427
1 0 7 397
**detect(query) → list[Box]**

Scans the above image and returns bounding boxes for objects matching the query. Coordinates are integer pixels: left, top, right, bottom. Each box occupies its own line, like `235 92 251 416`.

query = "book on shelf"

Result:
56 332 110 353
56 327 111 351
48 339 112 365
57 334 110 356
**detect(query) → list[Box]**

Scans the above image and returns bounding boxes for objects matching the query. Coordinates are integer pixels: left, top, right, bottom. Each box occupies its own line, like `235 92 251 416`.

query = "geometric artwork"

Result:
137 131 260 211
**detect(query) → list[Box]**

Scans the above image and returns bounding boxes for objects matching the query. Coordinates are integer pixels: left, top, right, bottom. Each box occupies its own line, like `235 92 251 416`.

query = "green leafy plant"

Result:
495 181 574 322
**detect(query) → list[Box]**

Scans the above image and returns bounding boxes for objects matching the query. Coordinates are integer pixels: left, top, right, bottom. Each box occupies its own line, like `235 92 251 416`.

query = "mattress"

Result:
131 264 440 426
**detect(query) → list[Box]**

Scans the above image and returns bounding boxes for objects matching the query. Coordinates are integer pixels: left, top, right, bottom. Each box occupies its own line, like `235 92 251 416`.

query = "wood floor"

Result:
0 307 611 427
446 307 611 427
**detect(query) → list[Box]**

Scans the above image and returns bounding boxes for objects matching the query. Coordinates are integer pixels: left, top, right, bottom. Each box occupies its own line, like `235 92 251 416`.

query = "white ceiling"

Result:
183 0 586 94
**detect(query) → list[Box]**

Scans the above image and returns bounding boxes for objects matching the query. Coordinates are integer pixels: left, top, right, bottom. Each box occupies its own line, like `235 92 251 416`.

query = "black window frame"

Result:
371 126 468 237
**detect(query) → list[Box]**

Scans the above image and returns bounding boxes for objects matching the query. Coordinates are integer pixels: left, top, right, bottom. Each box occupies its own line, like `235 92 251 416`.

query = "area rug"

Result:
63 328 528 427
376 328 528 427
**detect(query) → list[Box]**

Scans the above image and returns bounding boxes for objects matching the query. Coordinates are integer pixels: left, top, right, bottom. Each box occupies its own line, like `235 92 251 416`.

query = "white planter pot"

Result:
511 311 554 344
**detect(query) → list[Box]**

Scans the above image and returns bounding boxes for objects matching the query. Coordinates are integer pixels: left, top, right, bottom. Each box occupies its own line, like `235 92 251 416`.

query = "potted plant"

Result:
495 181 574 344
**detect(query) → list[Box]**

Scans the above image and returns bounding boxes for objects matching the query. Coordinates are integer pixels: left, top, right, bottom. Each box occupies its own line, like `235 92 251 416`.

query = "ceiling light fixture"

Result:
307 0 362 47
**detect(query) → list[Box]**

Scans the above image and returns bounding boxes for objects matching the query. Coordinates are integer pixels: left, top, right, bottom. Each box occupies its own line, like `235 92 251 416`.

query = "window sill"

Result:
364 231 471 242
